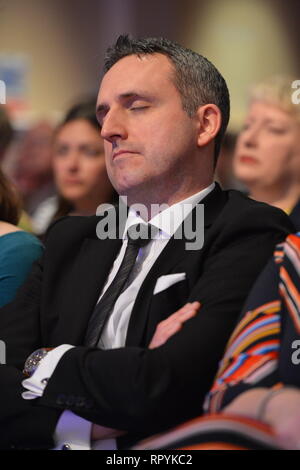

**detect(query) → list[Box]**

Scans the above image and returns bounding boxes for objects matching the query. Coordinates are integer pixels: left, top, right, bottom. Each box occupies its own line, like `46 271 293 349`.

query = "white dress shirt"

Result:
22 183 215 450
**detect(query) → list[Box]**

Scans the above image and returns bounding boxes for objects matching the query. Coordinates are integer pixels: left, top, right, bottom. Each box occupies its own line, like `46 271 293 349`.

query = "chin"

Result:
234 167 259 184
111 175 145 198
61 191 86 202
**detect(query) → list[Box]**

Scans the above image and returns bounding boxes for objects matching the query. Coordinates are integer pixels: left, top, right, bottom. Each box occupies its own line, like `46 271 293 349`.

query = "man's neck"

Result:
124 182 215 222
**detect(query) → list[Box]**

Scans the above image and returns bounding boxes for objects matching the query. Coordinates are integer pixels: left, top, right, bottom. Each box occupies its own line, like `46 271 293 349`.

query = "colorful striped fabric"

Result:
133 234 300 450
206 303 281 412
206 233 300 412
132 414 281 450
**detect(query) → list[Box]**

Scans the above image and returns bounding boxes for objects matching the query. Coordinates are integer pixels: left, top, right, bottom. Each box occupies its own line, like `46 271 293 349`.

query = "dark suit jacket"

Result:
289 199 300 230
0 184 294 448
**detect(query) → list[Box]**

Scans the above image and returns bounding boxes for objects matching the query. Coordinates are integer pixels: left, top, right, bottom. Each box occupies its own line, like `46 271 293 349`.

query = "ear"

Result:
195 104 222 148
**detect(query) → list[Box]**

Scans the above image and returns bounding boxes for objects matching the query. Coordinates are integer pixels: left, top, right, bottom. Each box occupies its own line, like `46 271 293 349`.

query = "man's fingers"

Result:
177 301 201 314
162 309 198 338
149 323 182 349
163 322 182 337
149 302 201 349
161 302 201 327
177 306 199 322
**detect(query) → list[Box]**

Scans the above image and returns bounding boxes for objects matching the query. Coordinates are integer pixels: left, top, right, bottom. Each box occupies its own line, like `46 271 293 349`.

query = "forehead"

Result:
56 119 101 142
98 53 175 102
248 101 292 122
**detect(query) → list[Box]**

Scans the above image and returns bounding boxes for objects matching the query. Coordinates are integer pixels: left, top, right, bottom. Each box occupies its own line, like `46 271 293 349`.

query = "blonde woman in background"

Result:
233 77 300 227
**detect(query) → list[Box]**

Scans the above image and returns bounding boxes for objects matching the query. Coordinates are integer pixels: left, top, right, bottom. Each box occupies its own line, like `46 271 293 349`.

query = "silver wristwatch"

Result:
23 348 52 377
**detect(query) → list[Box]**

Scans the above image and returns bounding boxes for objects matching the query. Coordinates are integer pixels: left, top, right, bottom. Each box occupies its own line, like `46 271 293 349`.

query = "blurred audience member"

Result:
0 105 14 162
205 238 300 450
0 168 43 307
233 77 300 227
31 101 116 234
13 120 55 217
215 132 243 190
0 105 33 232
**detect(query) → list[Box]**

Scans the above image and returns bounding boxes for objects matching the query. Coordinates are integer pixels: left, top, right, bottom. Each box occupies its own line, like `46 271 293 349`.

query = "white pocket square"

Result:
153 273 186 295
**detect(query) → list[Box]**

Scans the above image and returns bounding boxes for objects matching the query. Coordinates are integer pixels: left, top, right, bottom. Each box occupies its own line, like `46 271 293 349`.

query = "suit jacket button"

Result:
62 444 72 450
75 397 85 408
85 399 93 409
56 394 66 405
66 395 76 406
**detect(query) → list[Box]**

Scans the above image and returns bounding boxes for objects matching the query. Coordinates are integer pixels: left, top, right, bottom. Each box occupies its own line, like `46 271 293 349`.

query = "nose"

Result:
241 124 260 148
64 151 80 173
100 109 128 144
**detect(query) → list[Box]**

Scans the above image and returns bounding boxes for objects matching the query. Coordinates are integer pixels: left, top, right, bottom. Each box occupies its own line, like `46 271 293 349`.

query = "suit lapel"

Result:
53 234 122 345
53 185 227 346
125 183 227 346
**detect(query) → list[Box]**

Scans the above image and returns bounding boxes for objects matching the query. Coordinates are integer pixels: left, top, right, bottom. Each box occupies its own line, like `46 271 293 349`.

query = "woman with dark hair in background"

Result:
32 100 117 234
0 105 13 162
0 168 43 307
0 105 43 307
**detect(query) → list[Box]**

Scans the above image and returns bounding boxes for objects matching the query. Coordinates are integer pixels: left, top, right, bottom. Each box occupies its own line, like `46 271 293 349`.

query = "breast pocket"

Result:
143 275 190 345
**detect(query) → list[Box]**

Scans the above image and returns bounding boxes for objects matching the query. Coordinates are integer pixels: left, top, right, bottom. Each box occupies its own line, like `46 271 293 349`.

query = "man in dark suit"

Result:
0 35 294 449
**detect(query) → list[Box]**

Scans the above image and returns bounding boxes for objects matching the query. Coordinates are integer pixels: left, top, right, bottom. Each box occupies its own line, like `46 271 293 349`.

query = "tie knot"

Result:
127 223 157 247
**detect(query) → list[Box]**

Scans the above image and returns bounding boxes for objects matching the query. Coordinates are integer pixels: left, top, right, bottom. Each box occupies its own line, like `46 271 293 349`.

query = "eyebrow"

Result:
246 116 287 125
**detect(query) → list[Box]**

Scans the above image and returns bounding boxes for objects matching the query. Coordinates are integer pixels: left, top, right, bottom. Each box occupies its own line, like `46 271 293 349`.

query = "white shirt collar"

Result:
123 182 215 240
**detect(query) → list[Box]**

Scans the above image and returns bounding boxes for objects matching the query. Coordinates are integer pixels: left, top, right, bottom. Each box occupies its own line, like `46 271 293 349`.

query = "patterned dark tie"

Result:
84 223 155 347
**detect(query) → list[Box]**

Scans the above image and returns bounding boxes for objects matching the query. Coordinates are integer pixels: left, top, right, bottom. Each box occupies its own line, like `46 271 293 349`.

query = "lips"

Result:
62 179 83 185
112 150 137 160
239 155 259 164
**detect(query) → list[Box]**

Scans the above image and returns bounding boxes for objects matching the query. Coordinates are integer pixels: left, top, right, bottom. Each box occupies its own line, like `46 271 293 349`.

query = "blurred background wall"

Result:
1 0 300 130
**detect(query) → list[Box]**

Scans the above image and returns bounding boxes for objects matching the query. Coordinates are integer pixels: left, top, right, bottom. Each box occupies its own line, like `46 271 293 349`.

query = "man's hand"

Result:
149 301 201 349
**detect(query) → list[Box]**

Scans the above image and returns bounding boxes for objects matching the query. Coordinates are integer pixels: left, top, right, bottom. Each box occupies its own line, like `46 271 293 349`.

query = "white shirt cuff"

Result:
92 438 117 450
21 345 117 450
22 344 74 400
52 410 92 450
53 409 117 450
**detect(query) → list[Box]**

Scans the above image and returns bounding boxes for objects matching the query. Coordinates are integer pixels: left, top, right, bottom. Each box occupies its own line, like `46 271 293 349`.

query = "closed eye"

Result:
267 126 287 134
130 106 150 111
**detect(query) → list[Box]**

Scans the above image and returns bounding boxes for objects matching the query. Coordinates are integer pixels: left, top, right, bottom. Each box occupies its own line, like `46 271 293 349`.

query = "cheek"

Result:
104 145 114 173
266 144 293 169
53 160 67 180
104 142 112 157
257 147 295 183
81 160 107 184
235 134 245 151
160 117 190 143
232 142 241 165
146 121 194 162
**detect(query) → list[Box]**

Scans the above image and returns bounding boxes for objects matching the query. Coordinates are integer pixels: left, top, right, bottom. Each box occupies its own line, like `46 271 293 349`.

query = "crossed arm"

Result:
124 294 300 449
94 296 300 448
0 205 292 448
92 301 200 440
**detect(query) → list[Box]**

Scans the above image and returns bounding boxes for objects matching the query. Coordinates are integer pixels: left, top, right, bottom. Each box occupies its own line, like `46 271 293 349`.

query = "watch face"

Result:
23 348 50 377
